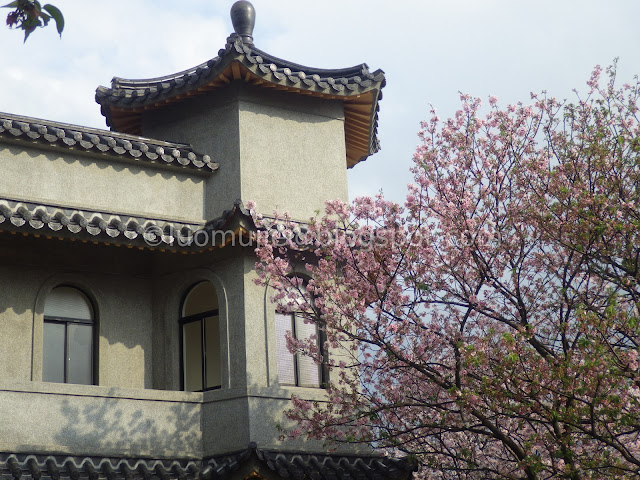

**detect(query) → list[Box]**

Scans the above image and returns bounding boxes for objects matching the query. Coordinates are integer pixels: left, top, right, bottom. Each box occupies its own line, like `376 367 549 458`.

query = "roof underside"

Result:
96 34 385 168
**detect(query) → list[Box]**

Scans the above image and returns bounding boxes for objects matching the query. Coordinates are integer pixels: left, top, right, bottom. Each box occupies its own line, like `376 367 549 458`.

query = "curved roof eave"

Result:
96 35 384 110
95 34 385 168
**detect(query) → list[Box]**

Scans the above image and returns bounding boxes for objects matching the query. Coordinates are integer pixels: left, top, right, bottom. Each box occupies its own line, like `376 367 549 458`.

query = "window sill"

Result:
0 380 203 403
0 381 331 406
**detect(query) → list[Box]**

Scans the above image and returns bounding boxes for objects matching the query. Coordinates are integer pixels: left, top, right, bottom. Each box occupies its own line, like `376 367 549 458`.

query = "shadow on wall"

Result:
53 389 202 458
43 372 334 458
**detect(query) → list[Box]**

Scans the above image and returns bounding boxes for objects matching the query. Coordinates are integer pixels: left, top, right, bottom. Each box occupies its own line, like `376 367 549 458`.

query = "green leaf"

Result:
1 1 20 8
23 26 36 42
39 11 50 25
42 3 63 35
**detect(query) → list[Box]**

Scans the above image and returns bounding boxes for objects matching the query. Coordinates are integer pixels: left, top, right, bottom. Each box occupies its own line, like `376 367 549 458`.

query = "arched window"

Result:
43 286 95 385
180 282 221 392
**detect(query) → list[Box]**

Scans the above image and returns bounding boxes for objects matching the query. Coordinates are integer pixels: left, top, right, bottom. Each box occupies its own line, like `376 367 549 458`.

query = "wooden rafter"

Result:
344 114 372 130
231 62 242 80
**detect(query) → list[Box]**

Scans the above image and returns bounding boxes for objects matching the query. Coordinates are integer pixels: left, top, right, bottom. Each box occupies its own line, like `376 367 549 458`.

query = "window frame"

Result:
179 282 222 392
275 310 327 388
42 286 96 385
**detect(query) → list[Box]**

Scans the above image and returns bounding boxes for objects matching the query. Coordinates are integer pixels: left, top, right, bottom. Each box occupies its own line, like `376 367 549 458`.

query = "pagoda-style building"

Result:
0 3 414 480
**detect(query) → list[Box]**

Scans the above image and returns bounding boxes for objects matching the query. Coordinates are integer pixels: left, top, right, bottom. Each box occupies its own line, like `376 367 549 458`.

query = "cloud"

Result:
1 0 639 203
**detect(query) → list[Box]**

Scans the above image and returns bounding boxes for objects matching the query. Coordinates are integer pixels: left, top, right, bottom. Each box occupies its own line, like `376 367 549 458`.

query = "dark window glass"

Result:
204 316 221 388
183 320 203 391
180 282 221 392
43 287 94 385
67 323 93 384
42 322 65 383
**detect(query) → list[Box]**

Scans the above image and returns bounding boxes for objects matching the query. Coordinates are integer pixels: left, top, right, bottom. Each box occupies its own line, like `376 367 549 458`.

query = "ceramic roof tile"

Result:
202 200 253 232
0 198 205 249
0 454 200 480
96 33 385 110
0 445 415 480
0 112 218 173
208 443 415 480
0 447 414 480
0 198 262 251
95 33 385 168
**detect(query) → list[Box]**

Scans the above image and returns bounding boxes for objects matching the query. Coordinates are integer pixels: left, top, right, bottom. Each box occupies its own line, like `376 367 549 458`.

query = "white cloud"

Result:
1 0 639 203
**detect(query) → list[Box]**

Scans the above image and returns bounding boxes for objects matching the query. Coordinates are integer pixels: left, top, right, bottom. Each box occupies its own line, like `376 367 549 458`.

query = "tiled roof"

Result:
203 199 253 231
247 444 416 480
0 112 218 173
96 34 385 109
0 453 199 480
0 198 205 249
0 444 416 480
0 199 259 251
95 34 385 168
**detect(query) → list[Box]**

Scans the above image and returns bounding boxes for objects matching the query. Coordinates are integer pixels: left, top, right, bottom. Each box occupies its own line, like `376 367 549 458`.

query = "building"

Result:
0 3 414 480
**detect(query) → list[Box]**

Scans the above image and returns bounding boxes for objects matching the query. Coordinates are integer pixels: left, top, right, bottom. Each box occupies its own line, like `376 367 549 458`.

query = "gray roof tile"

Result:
0 198 205 249
95 33 384 168
0 112 218 173
0 198 259 251
0 444 414 480
96 34 384 110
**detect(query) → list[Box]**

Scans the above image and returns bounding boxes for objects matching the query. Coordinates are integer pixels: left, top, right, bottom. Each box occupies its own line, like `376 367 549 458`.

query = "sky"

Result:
1 0 639 205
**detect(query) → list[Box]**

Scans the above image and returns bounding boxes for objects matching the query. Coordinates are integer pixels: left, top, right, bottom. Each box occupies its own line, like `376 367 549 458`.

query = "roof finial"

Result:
230 1 255 45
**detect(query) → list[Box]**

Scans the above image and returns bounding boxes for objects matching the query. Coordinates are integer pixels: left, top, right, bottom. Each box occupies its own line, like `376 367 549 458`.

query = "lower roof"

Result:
0 198 253 253
0 443 416 480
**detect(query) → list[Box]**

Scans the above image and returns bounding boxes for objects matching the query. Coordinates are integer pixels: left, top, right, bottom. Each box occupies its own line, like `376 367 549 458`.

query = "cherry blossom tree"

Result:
252 62 640 480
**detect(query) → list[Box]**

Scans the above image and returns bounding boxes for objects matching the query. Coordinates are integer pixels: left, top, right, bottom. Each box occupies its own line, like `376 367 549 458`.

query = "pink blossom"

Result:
252 63 640 479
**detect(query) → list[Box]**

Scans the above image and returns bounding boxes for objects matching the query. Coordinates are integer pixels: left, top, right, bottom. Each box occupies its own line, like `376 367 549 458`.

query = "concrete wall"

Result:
0 263 153 389
237 87 348 221
0 382 202 458
0 237 332 458
142 82 348 222
0 382 330 458
0 77 353 459
201 386 329 454
142 88 242 221
0 143 206 222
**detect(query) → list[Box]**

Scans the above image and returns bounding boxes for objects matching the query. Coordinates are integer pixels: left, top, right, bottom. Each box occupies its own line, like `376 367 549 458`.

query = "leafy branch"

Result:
3 0 63 42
